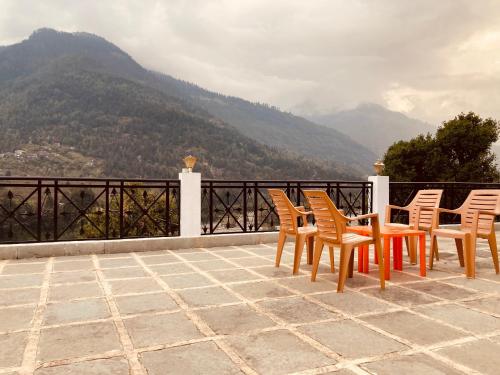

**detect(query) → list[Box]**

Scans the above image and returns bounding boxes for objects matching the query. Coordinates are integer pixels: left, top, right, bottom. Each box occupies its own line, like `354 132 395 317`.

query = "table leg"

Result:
419 234 426 277
384 236 391 280
363 245 369 273
395 237 404 271
358 246 363 272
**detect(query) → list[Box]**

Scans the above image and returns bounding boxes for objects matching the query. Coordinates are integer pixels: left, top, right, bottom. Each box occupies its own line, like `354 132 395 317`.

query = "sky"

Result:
1 0 500 125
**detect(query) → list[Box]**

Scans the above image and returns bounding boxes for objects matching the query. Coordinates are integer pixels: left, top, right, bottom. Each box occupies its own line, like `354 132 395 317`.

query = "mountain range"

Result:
0 28 436 179
309 103 436 156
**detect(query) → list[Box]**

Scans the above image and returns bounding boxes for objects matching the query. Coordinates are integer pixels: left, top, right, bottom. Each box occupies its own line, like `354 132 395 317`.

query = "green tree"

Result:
383 112 499 182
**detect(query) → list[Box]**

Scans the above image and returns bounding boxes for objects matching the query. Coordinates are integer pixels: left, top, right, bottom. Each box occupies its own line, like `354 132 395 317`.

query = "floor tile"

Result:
252 266 292 278
161 273 214 289
0 288 40 306
461 296 500 315
37 322 121 362
114 293 178 315
257 296 339 324
108 278 161 295
299 319 407 359
2 263 46 275
34 357 130 374
42 299 110 325
52 260 94 272
178 252 219 261
140 341 241 375
191 259 233 271
362 353 462 374
176 286 241 307
361 311 465 345
0 332 28 367
277 276 337 294
101 267 148 279
361 286 439 307
0 274 44 289
228 280 294 301
227 329 335 375
0 305 35 331
123 312 202 347
51 271 96 284
444 277 500 293
231 257 273 267
436 339 500 375
48 282 102 301
148 263 193 275
98 258 139 268
208 269 262 283
314 291 393 316
140 254 180 265
196 304 275 334
415 304 500 334
404 281 476 300
217 250 251 259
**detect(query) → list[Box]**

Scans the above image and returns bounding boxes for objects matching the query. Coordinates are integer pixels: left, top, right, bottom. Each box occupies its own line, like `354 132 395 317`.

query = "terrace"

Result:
1 239 499 374
0 174 499 374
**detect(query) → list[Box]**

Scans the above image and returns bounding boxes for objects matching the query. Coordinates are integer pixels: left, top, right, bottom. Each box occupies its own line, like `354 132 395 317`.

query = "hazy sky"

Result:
1 0 500 125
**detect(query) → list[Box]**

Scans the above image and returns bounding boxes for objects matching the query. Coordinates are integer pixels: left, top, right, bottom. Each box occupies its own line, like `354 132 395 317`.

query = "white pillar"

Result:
179 171 201 237
368 175 389 225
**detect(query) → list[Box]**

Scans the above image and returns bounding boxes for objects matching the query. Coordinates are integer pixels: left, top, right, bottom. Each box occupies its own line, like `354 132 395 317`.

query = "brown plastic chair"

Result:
428 189 500 278
385 189 443 262
268 189 316 274
304 190 385 292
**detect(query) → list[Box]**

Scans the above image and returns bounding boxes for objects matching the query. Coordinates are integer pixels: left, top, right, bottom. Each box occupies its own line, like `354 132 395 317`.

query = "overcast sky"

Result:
1 0 500 125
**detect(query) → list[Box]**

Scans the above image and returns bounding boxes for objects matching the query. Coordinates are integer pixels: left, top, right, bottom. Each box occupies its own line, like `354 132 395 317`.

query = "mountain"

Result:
308 103 436 156
0 30 357 179
0 29 376 177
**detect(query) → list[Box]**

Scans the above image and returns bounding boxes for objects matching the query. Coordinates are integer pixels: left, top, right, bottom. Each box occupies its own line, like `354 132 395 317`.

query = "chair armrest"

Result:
476 210 499 217
385 204 409 223
436 207 461 215
347 213 379 221
293 206 312 227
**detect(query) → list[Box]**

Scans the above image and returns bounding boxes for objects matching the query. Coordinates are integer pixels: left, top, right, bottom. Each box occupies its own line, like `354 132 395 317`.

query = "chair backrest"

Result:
459 189 500 234
268 189 298 233
304 190 346 242
408 189 443 228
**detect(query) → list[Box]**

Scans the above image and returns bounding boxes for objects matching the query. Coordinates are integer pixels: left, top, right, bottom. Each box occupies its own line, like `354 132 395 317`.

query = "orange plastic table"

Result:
347 225 426 280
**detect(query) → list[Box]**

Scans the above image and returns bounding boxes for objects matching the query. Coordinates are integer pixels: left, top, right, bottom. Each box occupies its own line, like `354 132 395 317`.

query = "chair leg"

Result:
469 233 477 279
337 245 353 293
429 234 438 269
434 233 440 261
328 246 335 272
488 232 499 274
275 230 286 267
463 234 474 278
374 238 385 289
293 235 306 275
348 250 354 278
455 238 465 267
405 236 410 257
306 236 314 265
311 239 324 281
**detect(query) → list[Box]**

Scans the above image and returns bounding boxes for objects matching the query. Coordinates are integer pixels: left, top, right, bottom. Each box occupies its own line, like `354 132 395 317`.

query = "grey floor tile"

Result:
34 357 130 374
257 296 339 324
114 293 178 315
362 353 462 374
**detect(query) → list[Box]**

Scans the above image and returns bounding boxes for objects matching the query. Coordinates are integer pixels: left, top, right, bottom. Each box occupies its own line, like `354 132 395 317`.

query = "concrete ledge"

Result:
0 232 279 260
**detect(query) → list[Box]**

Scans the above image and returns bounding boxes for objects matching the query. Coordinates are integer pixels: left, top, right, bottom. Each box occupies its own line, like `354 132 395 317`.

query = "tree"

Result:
383 112 499 182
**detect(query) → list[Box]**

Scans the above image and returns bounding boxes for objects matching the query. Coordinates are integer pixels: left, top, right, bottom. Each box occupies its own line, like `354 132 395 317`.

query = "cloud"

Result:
1 0 500 124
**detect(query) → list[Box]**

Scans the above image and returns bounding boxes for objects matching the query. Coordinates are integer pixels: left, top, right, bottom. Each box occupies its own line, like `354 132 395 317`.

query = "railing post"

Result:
368 175 389 225
179 170 201 237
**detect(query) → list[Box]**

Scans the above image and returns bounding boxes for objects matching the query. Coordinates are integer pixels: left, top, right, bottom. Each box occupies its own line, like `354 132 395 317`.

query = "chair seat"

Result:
320 232 372 246
297 226 317 235
432 228 468 238
385 223 410 229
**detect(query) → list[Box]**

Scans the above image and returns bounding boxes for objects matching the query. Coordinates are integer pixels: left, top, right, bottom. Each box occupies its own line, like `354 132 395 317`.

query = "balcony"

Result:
0 237 499 374
0 176 499 374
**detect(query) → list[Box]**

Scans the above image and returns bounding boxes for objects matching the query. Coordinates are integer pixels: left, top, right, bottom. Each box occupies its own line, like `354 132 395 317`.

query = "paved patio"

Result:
0 237 499 375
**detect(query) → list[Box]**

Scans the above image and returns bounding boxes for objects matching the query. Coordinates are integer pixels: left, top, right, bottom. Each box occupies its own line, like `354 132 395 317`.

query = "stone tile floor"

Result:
0 238 499 374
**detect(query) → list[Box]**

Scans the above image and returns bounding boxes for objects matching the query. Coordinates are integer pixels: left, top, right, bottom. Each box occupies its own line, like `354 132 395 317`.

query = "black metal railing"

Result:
389 182 500 224
0 177 180 243
201 180 372 234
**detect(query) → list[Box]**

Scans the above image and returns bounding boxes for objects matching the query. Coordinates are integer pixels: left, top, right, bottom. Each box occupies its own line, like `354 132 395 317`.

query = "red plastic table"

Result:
347 225 426 280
